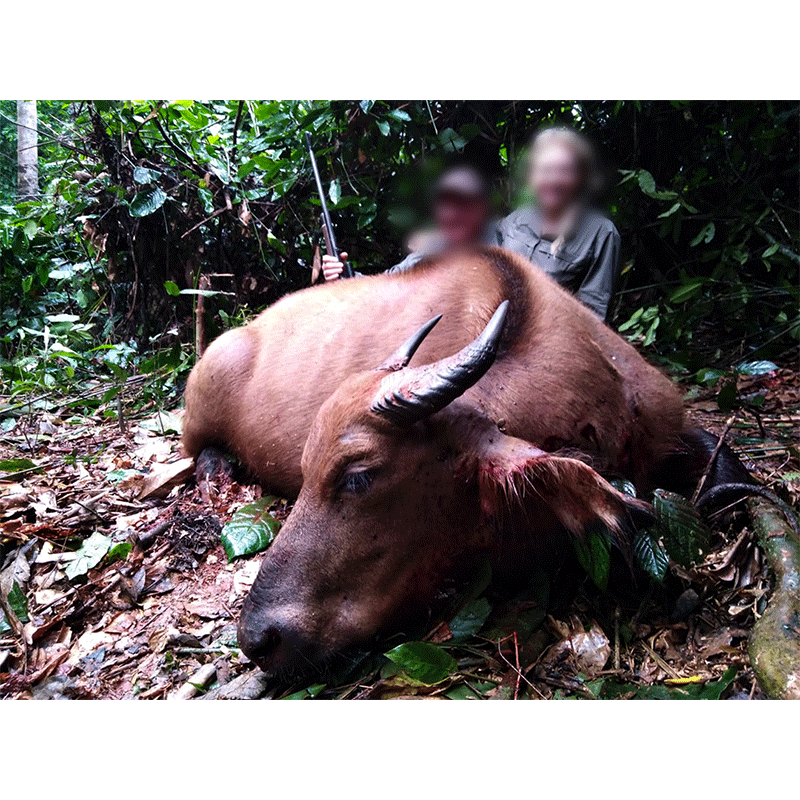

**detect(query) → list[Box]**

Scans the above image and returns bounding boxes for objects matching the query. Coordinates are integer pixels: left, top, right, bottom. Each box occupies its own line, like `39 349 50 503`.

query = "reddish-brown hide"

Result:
182 246 685 672
184 247 682 494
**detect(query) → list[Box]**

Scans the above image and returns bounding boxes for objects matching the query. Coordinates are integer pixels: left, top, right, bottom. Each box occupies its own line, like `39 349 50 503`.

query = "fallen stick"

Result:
748 497 800 699
169 663 217 700
691 414 736 505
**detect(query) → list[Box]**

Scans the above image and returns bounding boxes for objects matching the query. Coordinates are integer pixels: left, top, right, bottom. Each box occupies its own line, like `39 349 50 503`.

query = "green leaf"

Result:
221 499 281 561
695 367 725 385
737 360 777 376
689 222 716 247
670 278 705 303
65 531 112 580
637 170 657 196
652 490 710 567
164 280 180 296
328 179 341 206
448 597 492 642
133 166 154 184
129 186 167 217
376 119 390 136
23 219 38 240
439 127 467 152
387 109 411 122
609 478 637 497
633 530 669 582
658 202 681 219
598 667 737 699
384 642 457 685
762 243 779 258
636 170 677 200
7 582 29 623
618 305 645 332
573 530 611 591
107 542 132 565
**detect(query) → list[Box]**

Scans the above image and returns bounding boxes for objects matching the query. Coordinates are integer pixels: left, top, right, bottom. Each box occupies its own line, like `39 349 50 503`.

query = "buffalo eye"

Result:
341 469 376 495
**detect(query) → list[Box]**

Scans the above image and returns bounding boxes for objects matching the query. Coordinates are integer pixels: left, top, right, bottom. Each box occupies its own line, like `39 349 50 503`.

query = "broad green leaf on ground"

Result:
107 468 141 484
107 542 132 565
573 530 611 591
221 499 281 561
65 531 112 580
283 683 326 700
7 582 29 623
633 530 670 582
652 490 711 567
164 280 180 296
448 597 492 642
133 166 155 184
444 680 498 699
129 186 167 217
737 360 777 376
384 641 457 685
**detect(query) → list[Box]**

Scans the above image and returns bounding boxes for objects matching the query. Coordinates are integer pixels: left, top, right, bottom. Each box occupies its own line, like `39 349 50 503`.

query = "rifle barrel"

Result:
304 132 353 278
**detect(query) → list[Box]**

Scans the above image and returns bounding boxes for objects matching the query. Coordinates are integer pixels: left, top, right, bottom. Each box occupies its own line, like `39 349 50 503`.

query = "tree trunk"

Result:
16 100 38 200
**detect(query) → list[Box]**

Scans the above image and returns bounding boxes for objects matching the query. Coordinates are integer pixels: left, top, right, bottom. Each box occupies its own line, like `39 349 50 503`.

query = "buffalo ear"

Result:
474 432 654 551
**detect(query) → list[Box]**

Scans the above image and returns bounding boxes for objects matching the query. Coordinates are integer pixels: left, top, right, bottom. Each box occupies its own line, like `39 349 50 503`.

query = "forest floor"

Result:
1 366 798 700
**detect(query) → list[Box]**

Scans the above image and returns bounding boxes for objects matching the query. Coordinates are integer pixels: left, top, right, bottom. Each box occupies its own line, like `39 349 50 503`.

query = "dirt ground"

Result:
1 367 798 700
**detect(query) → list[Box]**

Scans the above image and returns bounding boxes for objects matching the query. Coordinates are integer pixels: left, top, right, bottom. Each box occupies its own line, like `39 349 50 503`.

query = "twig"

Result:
180 207 225 239
0 586 28 672
691 414 736 505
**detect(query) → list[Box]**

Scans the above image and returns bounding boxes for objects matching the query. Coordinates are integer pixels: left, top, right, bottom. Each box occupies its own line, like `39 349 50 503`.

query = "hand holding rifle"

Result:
305 132 353 280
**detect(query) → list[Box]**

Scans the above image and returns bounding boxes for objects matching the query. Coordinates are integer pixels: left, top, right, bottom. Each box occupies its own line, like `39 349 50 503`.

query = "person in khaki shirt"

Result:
493 127 621 321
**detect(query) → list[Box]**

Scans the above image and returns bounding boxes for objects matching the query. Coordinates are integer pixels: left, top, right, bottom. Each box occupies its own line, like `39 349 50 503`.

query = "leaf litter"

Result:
0 369 798 700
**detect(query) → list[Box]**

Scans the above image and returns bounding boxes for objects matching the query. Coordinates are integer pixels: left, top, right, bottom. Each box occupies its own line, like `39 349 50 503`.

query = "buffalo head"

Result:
238 303 646 675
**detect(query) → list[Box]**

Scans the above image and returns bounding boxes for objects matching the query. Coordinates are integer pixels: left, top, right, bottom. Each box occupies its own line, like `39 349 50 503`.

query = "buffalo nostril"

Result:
246 626 282 667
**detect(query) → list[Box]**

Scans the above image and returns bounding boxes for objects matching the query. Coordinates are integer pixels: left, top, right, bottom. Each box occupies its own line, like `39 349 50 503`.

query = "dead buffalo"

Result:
182 246 748 675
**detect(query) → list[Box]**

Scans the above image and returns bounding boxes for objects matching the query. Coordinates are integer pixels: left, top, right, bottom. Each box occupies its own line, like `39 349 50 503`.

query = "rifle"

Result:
304 132 354 278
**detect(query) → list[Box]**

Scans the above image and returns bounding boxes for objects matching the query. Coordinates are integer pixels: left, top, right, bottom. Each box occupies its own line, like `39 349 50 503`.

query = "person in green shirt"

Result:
493 126 621 321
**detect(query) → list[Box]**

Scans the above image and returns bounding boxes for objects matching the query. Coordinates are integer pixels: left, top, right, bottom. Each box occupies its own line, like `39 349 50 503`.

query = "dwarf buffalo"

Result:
182 246 740 674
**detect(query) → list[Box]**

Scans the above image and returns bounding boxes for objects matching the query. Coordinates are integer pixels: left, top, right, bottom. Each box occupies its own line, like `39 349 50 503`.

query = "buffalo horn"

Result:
378 314 443 371
371 301 509 425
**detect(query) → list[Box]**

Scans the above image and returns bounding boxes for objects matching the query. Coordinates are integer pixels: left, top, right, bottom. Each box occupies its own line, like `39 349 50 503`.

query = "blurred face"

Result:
433 193 488 247
529 142 583 219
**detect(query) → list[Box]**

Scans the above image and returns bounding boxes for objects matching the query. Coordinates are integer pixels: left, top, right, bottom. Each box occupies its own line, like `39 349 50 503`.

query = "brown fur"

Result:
198 246 689 672
183 246 684 496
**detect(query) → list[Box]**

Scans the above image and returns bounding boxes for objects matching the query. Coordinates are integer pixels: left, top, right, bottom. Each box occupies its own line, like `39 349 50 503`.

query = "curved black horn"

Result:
371 301 509 426
378 314 443 372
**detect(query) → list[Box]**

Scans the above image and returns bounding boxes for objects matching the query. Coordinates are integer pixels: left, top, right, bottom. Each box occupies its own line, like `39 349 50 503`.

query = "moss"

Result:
748 498 800 699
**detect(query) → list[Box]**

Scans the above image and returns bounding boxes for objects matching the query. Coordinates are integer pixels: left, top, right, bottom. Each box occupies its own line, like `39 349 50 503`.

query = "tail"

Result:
651 427 753 500
653 427 798 535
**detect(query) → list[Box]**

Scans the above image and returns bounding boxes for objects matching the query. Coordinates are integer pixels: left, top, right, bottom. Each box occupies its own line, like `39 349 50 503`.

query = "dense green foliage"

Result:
0 101 797 411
